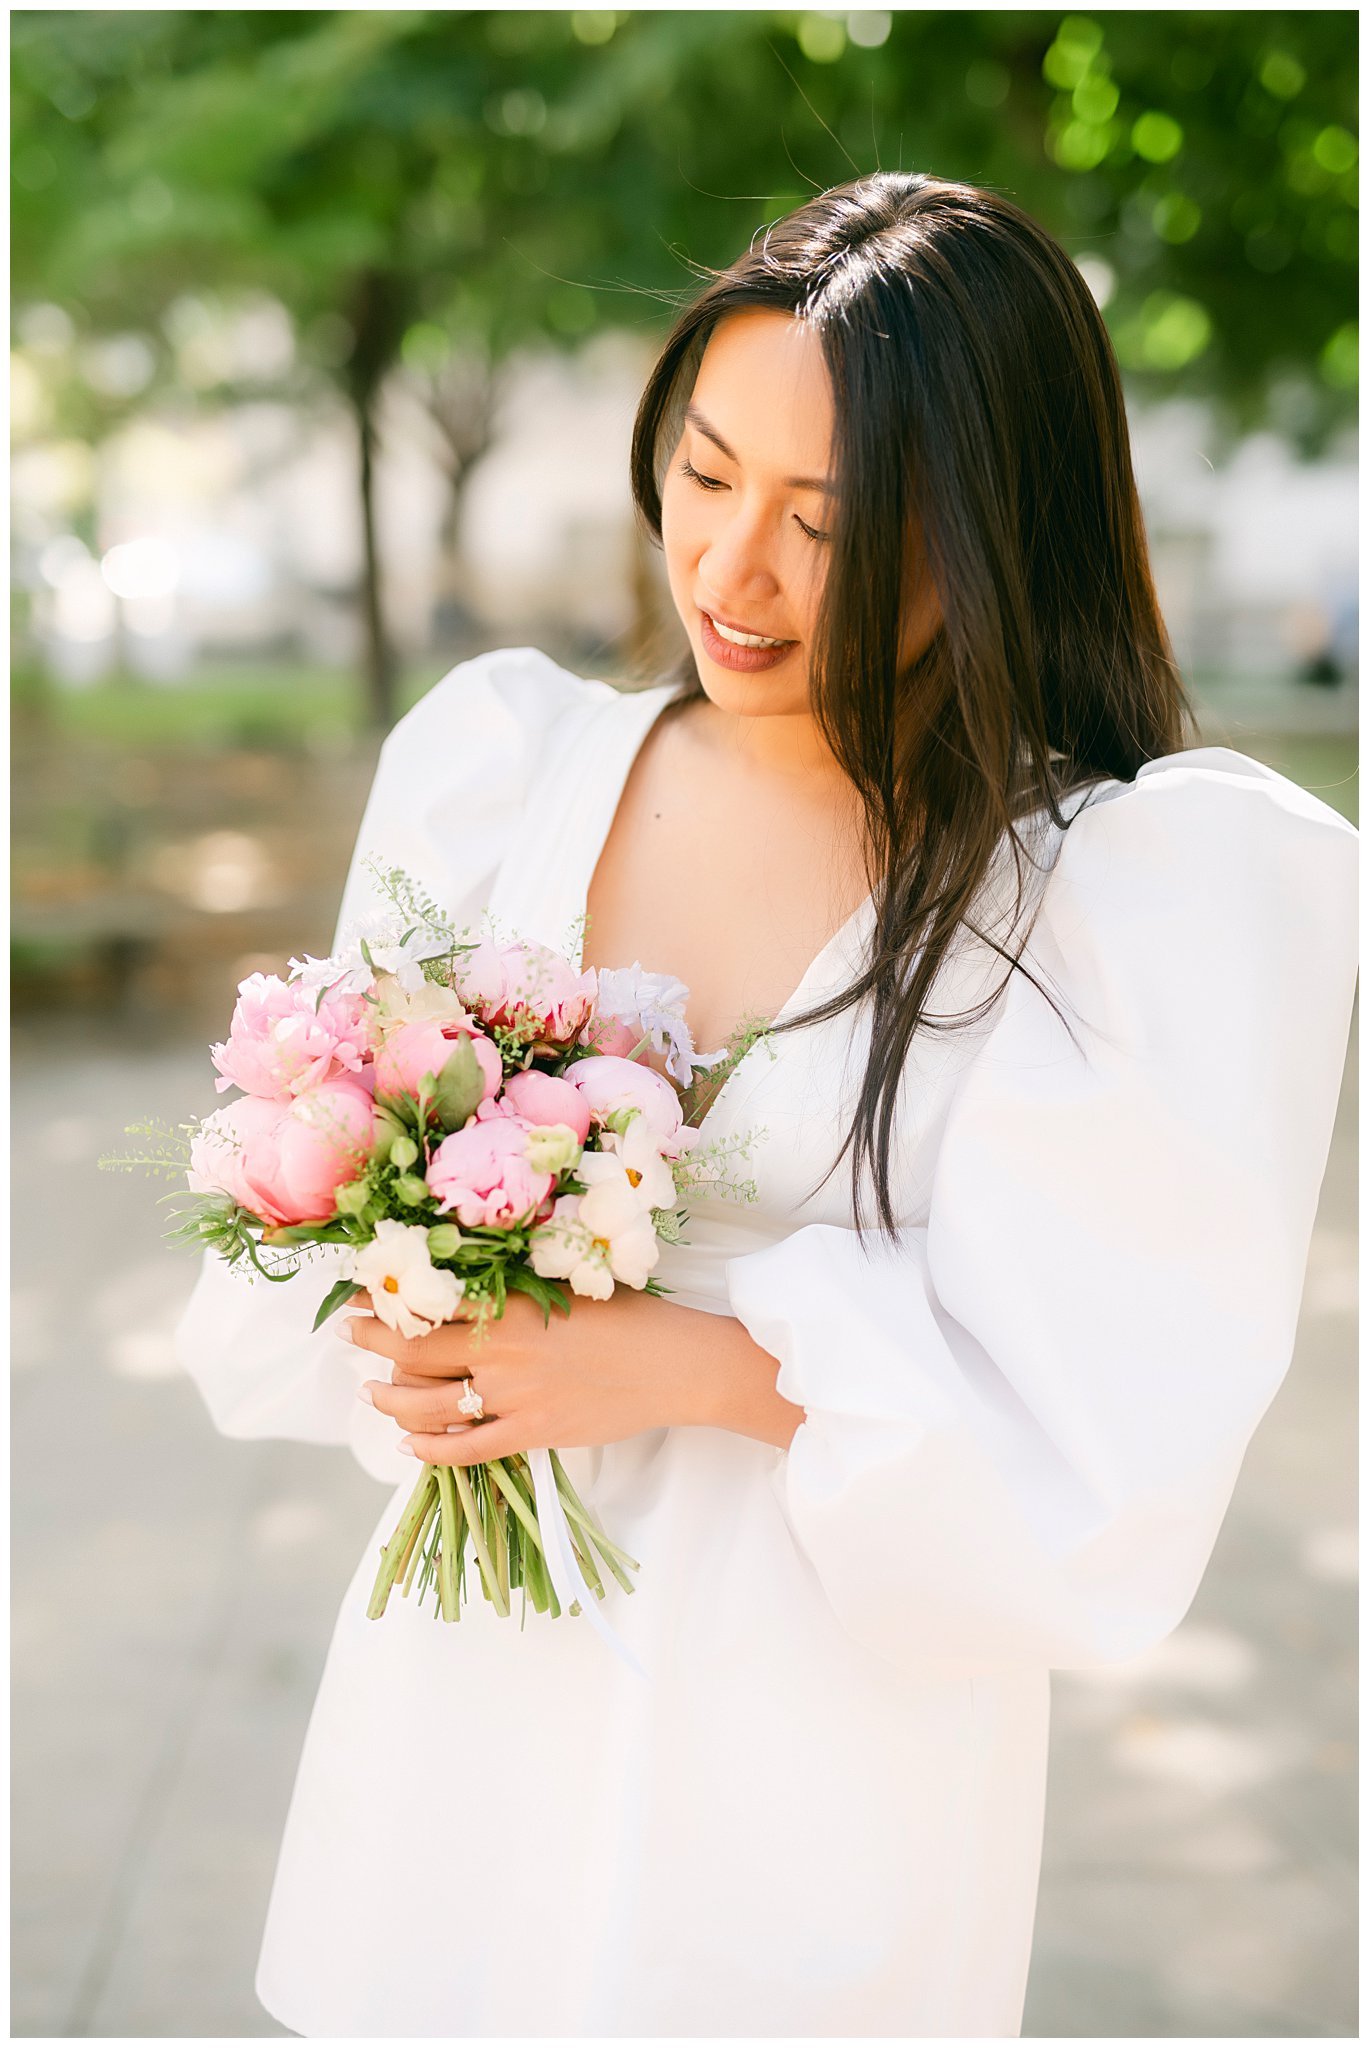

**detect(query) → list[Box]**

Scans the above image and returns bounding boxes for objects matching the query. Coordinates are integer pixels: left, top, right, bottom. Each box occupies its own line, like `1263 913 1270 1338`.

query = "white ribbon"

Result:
526 1446 648 1680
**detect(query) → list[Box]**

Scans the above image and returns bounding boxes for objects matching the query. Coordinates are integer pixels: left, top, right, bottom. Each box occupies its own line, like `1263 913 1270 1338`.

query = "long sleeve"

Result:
725 750 1359 1673
172 646 610 1484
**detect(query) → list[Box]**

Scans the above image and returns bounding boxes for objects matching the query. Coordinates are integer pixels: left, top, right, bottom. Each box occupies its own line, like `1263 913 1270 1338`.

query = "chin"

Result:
687 638 811 717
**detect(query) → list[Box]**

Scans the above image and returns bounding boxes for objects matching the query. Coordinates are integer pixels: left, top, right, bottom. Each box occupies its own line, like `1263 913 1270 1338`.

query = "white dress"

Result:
174 645 1359 2039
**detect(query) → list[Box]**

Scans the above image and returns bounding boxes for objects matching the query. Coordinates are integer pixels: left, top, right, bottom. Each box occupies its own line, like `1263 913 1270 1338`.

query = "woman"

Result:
174 173 1358 2037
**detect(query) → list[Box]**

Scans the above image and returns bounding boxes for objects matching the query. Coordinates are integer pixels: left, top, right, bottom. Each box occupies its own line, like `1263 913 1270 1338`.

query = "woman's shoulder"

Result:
378 644 622 776
1008 744 1358 1040
1042 744 1356 925
336 648 678 945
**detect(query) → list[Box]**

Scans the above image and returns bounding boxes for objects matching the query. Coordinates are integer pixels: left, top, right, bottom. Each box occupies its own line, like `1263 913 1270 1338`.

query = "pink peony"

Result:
188 1079 376 1227
425 1115 555 1230
271 1079 378 1224
566 1053 685 1146
188 1094 292 1224
211 974 373 1099
579 1015 640 1057
373 1018 502 1106
500 1067 593 1142
454 938 597 1047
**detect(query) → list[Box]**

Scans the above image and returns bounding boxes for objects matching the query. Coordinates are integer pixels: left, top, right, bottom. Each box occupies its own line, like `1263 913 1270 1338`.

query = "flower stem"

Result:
368 1466 439 1620
401 1492 437 1599
451 1463 509 1617
488 1474 511 1608
486 1458 550 1558
550 1455 640 1584
434 1465 462 1622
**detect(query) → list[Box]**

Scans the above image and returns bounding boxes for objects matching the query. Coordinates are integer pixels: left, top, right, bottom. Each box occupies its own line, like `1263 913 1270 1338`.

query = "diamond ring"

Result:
457 1377 485 1421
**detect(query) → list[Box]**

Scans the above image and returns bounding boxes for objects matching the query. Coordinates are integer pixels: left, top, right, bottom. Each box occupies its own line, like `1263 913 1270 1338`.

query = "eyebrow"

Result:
684 403 835 495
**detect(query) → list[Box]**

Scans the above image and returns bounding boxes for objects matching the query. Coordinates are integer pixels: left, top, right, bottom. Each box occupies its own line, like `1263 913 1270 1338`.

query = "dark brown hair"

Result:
628 171 1200 1245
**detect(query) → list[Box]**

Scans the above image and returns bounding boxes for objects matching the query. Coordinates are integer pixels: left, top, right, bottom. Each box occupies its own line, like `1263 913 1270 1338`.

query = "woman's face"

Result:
659 306 941 724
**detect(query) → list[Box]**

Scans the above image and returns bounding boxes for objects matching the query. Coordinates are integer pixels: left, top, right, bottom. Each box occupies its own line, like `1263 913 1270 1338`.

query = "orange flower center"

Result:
626 1167 642 1186
383 1275 400 1293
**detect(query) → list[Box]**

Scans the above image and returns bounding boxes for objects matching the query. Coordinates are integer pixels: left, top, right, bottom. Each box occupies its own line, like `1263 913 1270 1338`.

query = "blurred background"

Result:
11 8 1358 2037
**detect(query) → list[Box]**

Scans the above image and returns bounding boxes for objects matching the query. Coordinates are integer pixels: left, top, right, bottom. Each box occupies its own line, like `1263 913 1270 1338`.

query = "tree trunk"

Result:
353 388 394 732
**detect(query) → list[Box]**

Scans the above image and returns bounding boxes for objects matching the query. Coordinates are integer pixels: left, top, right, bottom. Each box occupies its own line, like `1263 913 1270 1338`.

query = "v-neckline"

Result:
576 682 875 1134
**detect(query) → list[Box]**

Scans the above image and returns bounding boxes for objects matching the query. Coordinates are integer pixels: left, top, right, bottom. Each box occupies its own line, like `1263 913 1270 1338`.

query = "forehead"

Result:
691 308 834 473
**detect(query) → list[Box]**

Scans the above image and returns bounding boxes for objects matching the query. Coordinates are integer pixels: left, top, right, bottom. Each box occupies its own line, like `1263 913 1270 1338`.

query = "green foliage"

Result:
428 1037 486 1133
11 8 1358 458
363 858 462 949
312 1274 363 1330
504 1262 572 1325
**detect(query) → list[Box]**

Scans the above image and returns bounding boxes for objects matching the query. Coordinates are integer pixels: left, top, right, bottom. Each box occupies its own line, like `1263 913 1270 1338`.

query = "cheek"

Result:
659 477 706 575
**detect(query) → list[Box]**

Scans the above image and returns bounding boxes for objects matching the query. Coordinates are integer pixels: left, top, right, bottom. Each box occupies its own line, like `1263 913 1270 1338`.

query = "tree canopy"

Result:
12 9 1358 718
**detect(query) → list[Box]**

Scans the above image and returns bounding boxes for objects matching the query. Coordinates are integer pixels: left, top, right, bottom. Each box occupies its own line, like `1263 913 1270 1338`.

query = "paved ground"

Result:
11 1007 1358 2039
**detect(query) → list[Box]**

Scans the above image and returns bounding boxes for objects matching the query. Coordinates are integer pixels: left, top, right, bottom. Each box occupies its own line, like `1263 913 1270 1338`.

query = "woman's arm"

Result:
343 1283 806 1462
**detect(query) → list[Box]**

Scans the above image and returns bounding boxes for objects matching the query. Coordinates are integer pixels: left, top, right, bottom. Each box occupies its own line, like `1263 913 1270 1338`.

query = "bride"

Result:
174 171 1358 2038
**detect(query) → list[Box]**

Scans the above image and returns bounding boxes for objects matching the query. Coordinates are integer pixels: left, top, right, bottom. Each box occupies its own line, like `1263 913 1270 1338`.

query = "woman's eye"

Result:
679 456 828 542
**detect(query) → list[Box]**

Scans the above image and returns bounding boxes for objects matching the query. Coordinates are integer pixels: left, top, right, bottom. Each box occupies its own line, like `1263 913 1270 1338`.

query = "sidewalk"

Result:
11 1012 1357 2037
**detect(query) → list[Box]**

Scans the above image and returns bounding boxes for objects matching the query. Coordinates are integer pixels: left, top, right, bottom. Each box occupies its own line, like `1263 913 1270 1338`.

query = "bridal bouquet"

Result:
103 864 768 1648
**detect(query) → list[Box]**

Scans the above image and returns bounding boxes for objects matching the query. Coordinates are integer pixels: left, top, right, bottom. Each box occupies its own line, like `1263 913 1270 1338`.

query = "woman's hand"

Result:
339 1283 707 1466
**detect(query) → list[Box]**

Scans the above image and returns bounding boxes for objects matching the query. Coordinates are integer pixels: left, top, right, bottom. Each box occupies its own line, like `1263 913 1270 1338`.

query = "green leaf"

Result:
505 1265 571 1324
431 1034 484 1133
312 1275 361 1331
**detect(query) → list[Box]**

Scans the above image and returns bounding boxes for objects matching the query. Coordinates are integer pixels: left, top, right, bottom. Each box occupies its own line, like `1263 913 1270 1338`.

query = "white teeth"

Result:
708 613 788 649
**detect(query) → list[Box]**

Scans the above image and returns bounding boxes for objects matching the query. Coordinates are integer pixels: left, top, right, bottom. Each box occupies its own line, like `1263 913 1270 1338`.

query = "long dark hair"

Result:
628 171 1200 1246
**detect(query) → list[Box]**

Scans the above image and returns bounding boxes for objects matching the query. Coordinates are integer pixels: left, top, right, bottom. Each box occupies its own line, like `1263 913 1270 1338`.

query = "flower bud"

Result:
426 1222 463 1260
394 1174 433 1206
335 1179 371 1216
524 1122 582 1176
389 1133 420 1171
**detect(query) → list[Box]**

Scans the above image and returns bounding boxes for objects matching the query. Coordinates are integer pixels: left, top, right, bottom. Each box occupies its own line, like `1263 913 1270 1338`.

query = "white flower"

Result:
588 1116 679 1211
291 920 451 1003
289 946 372 1000
366 926 451 993
592 962 730 1086
528 1178 660 1298
372 971 470 1036
349 1220 466 1340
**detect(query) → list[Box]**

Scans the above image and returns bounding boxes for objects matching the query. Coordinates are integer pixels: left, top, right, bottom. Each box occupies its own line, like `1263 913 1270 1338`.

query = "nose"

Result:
698 497 783 610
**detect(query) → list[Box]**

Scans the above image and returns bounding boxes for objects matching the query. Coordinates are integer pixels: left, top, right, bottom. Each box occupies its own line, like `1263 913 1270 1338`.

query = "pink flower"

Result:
454 938 596 1047
188 1094 292 1223
566 1053 686 1147
373 1019 502 1106
272 1080 378 1224
579 1015 640 1058
188 1080 376 1227
500 1067 593 1143
211 974 372 1099
425 1115 555 1230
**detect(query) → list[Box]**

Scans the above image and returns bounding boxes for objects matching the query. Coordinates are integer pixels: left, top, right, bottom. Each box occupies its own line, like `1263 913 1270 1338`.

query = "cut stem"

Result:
452 1463 509 1617
368 1466 439 1620
434 1465 461 1622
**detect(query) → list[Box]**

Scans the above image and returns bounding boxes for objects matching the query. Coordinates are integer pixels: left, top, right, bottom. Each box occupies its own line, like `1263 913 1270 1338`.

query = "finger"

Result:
362 1379 486 1433
399 1421 532 1467
340 1315 468 1377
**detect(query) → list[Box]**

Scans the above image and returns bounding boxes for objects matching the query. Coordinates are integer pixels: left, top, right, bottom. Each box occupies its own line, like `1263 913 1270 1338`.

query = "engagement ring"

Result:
457 1377 485 1421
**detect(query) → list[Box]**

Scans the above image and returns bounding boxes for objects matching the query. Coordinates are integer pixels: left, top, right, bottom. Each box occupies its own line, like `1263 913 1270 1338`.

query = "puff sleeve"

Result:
171 647 610 1483
725 751 1358 1673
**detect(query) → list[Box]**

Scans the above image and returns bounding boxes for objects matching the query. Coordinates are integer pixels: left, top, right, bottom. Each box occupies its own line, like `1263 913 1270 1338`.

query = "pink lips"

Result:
698 606 797 674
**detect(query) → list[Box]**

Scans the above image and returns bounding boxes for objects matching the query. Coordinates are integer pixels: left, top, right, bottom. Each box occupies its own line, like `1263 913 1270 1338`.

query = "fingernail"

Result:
337 1320 356 1345
445 1423 472 1434
397 1437 417 1456
356 1384 375 1406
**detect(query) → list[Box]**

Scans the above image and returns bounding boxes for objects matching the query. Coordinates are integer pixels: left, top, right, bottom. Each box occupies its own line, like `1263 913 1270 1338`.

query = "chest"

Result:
580 715 869 1063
